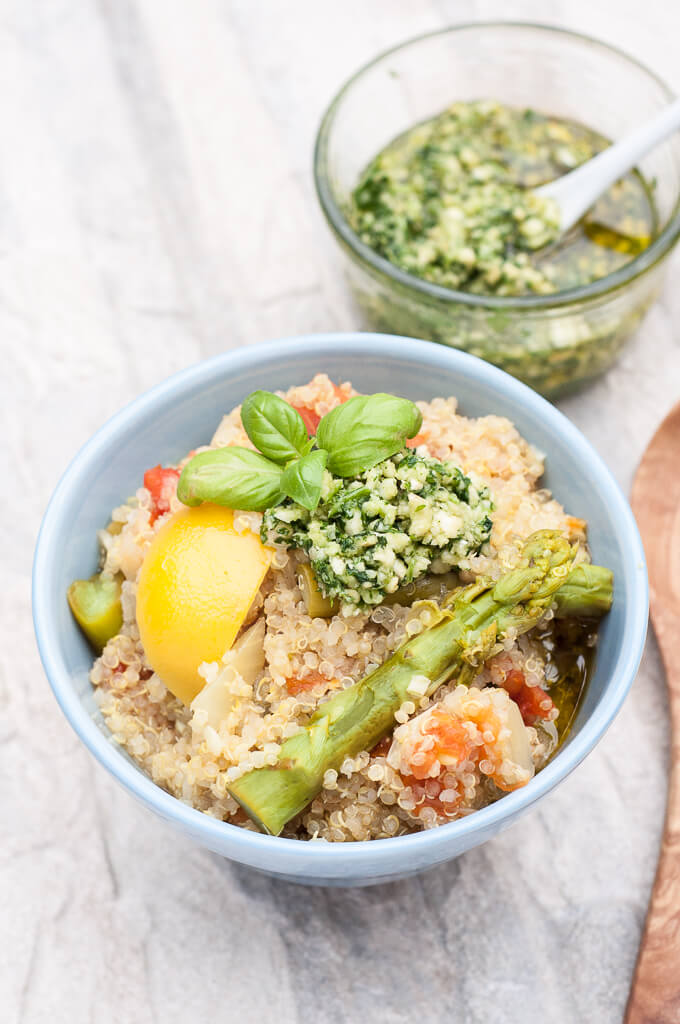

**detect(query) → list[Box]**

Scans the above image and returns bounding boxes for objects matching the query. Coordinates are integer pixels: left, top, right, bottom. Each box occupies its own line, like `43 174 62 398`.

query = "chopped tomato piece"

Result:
286 670 332 696
502 668 555 724
292 405 321 436
405 433 426 449
291 383 348 437
407 707 475 780
501 668 525 698
517 685 555 723
143 465 180 524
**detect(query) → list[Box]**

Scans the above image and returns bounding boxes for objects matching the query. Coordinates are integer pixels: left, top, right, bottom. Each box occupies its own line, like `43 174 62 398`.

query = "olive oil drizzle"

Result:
535 617 598 750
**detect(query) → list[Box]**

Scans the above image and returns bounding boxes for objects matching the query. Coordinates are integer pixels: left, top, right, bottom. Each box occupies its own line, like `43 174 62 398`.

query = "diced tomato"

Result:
292 405 321 436
517 685 555 723
143 465 181 524
291 383 348 437
501 668 525 698
406 708 475 779
502 668 555 724
286 670 331 696
405 433 426 449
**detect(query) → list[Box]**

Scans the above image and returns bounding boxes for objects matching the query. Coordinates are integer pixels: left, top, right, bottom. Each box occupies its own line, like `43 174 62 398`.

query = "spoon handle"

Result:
538 96 680 232
625 626 680 1024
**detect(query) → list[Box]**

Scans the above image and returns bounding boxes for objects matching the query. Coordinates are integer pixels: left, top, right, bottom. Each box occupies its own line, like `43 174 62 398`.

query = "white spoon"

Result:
536 96 680 233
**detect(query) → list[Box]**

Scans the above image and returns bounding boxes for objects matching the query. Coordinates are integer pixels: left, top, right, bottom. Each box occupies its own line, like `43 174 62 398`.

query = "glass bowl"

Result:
314 23 680 398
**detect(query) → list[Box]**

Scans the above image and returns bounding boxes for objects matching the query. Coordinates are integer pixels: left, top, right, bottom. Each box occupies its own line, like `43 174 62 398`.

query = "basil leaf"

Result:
241 390 310 464
177 447 283 511
316 394 422 477
280 449 327 511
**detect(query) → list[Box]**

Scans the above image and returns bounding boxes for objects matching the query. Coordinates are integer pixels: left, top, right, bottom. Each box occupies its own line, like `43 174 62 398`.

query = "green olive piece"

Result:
67 573 123 651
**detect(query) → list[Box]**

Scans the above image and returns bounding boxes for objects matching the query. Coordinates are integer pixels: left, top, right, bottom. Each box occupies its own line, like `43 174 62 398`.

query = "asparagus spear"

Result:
68 573 123 651
552 563 614 619
229 531 612 835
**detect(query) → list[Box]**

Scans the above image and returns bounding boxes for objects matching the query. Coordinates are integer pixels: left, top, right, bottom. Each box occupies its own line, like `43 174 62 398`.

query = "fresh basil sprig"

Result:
280 449 327 511
316 394 422 477
241 390 312 464
177 388 423 514
177 447 283 511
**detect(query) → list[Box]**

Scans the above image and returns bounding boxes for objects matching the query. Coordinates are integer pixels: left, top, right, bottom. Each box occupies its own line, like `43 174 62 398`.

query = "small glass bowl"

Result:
314 23 680 397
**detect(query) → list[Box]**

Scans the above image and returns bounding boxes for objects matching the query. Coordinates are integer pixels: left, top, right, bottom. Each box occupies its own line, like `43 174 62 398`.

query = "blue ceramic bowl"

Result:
32 333 648 886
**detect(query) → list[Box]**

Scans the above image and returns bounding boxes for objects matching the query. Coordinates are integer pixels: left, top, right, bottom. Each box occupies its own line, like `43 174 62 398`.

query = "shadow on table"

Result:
213 853 468 1023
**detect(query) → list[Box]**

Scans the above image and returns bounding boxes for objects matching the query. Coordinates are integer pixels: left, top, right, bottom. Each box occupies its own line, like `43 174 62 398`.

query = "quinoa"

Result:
90 373 591 841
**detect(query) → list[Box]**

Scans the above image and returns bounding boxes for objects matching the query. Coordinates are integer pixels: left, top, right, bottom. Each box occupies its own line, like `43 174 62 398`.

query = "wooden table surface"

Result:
6 1 680 1021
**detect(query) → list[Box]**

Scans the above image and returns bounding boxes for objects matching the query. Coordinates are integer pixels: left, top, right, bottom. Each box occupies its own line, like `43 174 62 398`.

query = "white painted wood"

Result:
4 1 679 1021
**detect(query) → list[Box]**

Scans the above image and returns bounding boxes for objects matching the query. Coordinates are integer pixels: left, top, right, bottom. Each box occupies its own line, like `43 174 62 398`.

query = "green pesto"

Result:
349 100 655 297
261 451 493 611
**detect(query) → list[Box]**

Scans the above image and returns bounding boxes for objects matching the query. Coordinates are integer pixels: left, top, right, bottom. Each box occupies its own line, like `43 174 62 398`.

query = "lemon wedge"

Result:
136 504 271 704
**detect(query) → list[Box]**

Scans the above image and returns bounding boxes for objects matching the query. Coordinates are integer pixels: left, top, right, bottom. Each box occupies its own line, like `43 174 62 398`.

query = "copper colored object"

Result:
627 403 680 1024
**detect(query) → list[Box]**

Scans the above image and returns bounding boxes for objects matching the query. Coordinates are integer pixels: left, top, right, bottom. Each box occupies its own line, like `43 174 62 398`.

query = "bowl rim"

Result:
32 332 648 869
314 20 680 311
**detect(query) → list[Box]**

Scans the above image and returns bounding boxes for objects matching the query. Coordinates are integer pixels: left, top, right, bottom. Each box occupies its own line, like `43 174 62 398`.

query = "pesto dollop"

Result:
262 451 493 611
349 100 654 297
